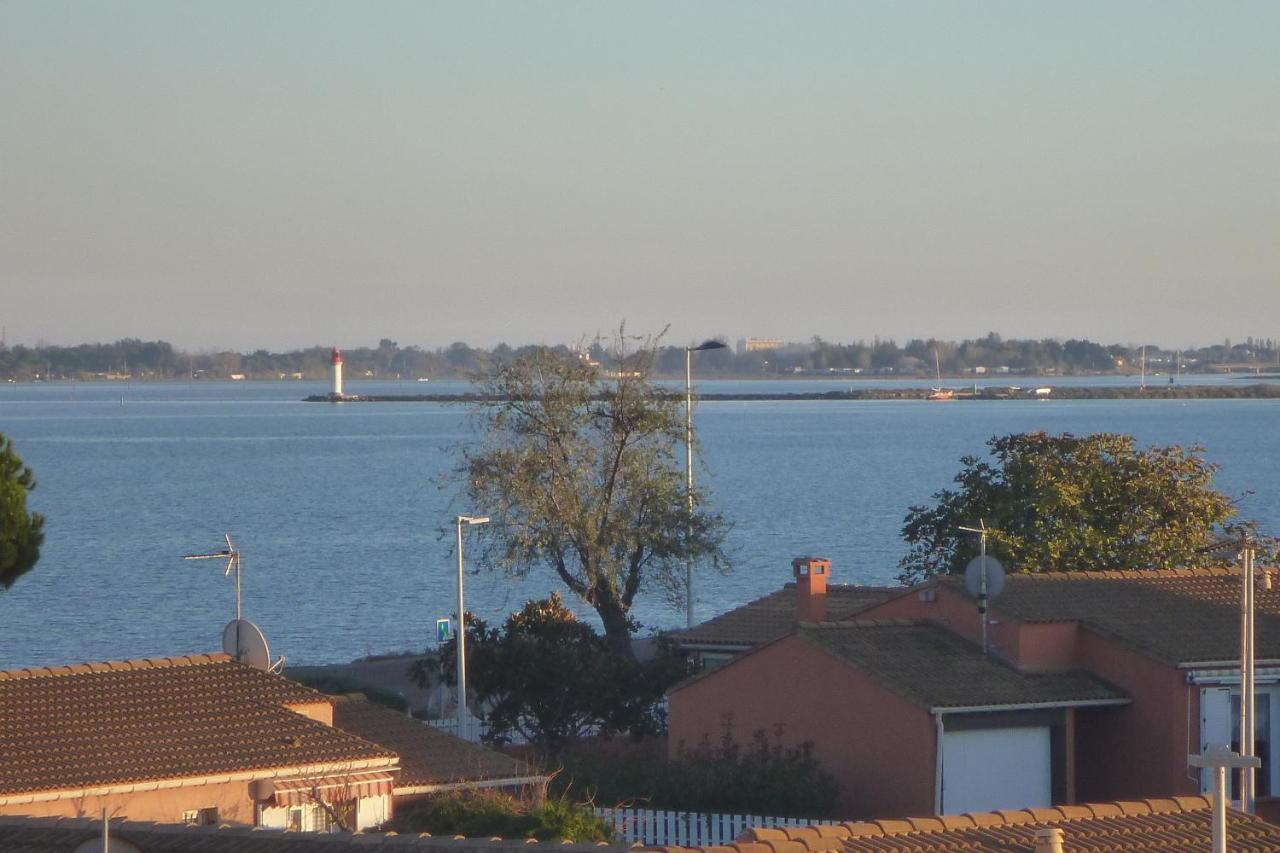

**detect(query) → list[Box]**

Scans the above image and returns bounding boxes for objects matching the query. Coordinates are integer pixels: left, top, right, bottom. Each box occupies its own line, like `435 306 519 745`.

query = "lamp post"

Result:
685 339 726 628
454 514 489 735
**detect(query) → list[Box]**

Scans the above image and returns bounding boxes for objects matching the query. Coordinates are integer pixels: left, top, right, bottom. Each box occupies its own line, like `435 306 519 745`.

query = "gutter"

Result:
934 714 944 814
394 775 549 796
0 758 400 807
929 697 1130 715
1179 659 1280 670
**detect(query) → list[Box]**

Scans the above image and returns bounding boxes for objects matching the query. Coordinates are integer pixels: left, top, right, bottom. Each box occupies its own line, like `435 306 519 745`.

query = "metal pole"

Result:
455 517 467 734
978 527 989 655
1246 547 1257 811
102 807 109 853
235 553 241 622
1213 763 1227 853
685 347 695 630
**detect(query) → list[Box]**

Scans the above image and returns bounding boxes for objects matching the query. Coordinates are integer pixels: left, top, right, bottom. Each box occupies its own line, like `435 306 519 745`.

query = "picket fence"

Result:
593 807 825 847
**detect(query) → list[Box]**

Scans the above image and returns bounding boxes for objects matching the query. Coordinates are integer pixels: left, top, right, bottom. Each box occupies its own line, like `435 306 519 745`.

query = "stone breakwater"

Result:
305 383 1280 403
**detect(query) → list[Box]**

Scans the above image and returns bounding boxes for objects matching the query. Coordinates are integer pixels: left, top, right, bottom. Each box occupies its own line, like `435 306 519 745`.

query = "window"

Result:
182 808 218 826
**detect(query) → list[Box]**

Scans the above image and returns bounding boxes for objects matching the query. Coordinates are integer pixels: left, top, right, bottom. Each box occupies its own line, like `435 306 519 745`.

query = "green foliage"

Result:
413 593 690 756
898 431 1276 584
387 791 613 842
0 434 44 590
557 719 838 818
460 333 729 655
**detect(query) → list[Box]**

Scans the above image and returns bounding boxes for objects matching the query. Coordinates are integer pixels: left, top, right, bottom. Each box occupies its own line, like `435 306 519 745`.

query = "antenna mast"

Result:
183 533 242 621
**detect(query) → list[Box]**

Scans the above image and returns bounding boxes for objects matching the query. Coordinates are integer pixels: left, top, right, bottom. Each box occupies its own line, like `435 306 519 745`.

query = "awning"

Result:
271 770 396 806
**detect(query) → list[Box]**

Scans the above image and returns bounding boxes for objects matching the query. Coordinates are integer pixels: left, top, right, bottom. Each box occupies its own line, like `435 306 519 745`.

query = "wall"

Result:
667 635 936 819
0 779 256 825
1072 627 1193 803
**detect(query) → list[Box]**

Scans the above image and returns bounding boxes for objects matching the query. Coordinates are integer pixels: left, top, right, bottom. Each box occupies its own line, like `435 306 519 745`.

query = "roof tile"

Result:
799 622 1126 710
674 585 896 649
941 567 1280 665
0 654 394 797
333 697 534 788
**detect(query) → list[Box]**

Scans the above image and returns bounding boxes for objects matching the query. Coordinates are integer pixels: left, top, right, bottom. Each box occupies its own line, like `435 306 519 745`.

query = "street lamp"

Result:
454 514 489 735
685 339 726 628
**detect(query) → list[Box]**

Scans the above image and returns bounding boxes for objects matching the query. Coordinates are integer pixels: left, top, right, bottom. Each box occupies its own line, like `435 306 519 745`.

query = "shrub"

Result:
387 791 613 842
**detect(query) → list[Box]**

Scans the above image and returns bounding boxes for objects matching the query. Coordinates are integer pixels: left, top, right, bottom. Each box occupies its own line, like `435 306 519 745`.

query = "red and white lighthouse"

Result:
330 347 344 399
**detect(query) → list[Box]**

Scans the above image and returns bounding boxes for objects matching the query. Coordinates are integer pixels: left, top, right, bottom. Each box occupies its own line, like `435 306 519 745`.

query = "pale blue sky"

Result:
2 2 1276 350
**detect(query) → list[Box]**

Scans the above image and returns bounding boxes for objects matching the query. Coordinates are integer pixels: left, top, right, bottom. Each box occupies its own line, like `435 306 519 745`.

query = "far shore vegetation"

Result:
3 333 1279 382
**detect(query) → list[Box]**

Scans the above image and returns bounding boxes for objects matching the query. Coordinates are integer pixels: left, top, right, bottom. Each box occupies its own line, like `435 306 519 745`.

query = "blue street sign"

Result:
436 618 452 642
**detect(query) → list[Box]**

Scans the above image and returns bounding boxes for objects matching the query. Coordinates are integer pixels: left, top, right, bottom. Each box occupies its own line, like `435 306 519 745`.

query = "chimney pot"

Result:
793 557 831 623
1033 827 1064 853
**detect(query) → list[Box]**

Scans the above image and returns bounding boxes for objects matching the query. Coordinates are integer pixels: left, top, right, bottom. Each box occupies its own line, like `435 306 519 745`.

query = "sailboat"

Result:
928 349 954 401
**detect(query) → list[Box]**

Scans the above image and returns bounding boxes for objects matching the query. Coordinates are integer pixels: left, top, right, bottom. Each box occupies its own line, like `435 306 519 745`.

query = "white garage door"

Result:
942 726 1052 814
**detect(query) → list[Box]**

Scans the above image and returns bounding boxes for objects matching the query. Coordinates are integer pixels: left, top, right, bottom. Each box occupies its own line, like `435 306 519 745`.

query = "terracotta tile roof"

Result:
799 621 1127 711
674 585 896 649
333 697 541 790
0 814 630 852
0 654 397 799
656 798 1280 852
939 567 1280 665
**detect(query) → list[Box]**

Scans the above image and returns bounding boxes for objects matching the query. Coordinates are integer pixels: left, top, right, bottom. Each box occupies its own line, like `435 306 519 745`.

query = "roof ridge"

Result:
799 618 921 630
941 566 1242 582
0 652 233 681
731 796 1212 845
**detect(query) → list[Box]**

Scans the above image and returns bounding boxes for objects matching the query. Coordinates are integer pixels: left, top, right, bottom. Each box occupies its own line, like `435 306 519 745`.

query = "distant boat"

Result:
416 377 430 383
929 348 954 400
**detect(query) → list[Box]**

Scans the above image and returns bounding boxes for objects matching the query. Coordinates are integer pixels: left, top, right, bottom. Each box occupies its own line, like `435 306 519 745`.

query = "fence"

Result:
593 807 826 847
423 715 528 746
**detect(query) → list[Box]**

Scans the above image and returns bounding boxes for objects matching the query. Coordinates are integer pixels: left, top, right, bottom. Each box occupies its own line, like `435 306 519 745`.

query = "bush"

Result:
387 791 612 842
554 717 838 818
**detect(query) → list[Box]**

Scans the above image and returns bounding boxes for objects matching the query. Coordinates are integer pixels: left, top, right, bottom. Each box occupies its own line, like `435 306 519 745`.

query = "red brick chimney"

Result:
793 556 831 623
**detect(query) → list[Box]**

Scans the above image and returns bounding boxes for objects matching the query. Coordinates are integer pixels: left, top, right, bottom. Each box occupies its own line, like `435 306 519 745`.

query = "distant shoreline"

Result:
305 383 1280 403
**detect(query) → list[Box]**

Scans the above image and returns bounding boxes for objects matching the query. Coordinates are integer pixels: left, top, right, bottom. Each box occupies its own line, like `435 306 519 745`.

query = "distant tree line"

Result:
2 333 1277 381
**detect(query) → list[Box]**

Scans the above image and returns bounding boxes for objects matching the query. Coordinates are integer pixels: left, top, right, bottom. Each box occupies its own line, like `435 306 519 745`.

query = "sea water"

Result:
0 379 1277 668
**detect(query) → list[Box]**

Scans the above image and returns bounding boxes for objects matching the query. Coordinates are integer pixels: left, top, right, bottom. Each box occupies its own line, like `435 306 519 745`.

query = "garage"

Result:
941 726 1052 814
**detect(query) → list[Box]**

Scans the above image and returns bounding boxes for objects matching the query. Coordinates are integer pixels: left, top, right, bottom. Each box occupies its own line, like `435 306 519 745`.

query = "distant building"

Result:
736 337 785 355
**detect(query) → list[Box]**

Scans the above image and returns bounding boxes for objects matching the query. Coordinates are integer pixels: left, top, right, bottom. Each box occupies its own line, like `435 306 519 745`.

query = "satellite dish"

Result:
222 618 272 671
964 554 1006 602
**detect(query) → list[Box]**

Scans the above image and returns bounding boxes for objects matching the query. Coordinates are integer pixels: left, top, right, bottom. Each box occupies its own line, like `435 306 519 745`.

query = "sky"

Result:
1 1 1277 352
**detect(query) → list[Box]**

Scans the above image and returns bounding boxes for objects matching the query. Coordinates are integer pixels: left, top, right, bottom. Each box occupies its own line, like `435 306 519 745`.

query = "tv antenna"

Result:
959 520 1005 655
183 533 243 621
182 534 284 673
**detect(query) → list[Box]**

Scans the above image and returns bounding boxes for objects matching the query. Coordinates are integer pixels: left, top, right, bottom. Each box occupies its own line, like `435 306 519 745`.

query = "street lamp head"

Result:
457 515 490 526
689 339 727 353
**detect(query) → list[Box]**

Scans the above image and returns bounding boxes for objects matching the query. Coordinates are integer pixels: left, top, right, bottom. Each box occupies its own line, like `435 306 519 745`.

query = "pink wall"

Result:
1072 626 1193 803
668 634 937 819
0 780 257 825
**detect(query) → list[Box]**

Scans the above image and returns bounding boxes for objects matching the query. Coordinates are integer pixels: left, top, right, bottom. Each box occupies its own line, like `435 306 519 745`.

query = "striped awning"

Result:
271 770 396 806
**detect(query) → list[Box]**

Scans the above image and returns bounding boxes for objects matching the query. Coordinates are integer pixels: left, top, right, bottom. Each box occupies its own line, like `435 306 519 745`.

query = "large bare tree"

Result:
460 335 728 657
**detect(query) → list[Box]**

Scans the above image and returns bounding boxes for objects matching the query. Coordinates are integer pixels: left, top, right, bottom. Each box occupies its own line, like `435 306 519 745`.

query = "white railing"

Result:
423 715 528 746
593 807 827 847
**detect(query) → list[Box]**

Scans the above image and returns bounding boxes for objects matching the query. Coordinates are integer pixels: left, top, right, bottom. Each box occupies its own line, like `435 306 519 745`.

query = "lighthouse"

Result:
329 347 344 400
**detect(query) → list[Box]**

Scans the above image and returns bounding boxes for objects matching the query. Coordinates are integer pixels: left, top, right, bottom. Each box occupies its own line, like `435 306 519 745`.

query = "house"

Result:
668 558 1280 822
0 653 399 831
671 561 894 669
653 796 1280 853
331 696 548 804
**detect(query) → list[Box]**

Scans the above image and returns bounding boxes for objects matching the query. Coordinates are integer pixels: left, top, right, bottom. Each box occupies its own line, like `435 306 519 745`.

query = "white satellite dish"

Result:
222 618 283 672
964 554 1006 602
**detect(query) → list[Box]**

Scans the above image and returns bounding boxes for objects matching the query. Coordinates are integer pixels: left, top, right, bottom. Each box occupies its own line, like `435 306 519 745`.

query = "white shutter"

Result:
941 727 1051 814
1199 687 1233 794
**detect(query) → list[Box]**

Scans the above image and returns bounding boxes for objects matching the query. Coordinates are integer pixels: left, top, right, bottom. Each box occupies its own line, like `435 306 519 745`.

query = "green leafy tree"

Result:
898 431 1275 584
0 434 44 590
415 594 689 756
459 334 728 656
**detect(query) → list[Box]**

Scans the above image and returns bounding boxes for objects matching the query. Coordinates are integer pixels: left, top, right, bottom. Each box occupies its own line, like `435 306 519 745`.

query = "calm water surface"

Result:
0 380 1277 669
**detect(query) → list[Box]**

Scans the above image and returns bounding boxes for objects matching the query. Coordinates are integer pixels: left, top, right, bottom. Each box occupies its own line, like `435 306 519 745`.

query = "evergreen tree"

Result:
0 434 44 590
